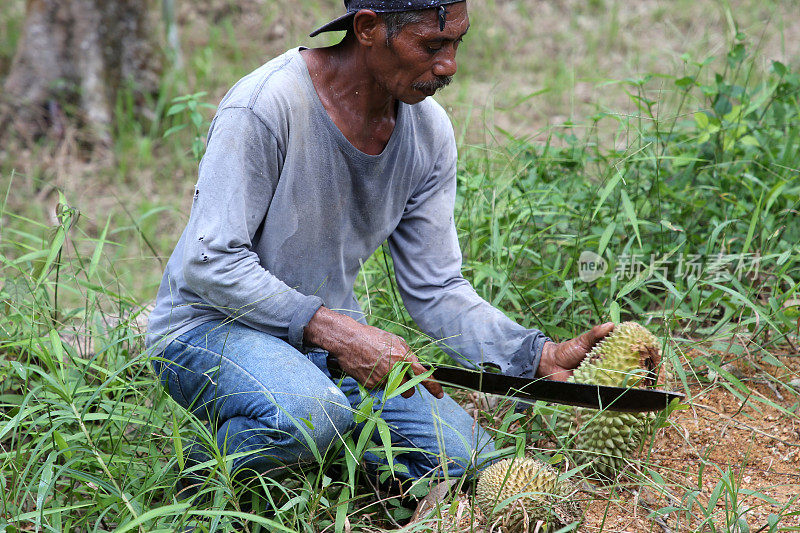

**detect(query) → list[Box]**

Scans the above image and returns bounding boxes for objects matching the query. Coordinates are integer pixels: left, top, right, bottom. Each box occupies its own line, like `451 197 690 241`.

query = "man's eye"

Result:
426 44 442 53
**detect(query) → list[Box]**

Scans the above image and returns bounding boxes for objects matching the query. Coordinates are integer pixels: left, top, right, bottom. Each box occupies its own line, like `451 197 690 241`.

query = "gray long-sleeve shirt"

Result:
146 47 550 377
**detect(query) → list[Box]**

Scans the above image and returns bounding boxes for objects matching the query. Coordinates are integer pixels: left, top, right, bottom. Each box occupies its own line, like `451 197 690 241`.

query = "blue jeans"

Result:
152 319 494 481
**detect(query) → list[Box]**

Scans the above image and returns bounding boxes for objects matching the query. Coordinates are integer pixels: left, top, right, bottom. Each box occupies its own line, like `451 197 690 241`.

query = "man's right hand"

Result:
303 306 444 399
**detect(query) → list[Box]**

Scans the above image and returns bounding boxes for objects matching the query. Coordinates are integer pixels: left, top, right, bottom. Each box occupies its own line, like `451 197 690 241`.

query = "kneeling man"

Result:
146 0 612 486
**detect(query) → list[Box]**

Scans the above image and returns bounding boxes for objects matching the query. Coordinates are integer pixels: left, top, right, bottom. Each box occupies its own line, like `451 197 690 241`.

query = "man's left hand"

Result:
535 322 615 381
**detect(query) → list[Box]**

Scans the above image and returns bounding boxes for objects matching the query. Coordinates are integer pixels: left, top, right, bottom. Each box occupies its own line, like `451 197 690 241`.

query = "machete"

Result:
327 356 684 413
431 364 683 413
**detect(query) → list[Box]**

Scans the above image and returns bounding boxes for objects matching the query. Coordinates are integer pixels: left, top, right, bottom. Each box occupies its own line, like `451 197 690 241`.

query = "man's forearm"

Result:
303 306 362 353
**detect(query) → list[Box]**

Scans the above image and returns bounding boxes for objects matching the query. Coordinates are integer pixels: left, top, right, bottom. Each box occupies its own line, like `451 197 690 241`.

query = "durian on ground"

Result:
475 457 582 532
551 321 664 477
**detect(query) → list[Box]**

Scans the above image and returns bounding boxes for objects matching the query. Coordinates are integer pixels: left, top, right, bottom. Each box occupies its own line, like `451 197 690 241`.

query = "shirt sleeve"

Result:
181 106 323 349
387 126 551 378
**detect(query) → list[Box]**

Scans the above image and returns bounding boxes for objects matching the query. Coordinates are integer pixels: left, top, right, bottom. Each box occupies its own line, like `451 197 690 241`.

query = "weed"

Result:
164 92 217 162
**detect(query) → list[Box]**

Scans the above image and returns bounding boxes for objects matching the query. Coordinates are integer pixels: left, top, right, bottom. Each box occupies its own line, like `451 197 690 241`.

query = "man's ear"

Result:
352 9 384 47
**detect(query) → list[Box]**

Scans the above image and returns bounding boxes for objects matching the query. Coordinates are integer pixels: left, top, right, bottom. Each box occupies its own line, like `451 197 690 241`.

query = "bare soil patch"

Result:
583 367 800 531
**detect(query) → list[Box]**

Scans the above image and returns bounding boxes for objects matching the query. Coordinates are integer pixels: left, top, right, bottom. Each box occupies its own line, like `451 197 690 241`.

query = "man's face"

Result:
369 2 469 105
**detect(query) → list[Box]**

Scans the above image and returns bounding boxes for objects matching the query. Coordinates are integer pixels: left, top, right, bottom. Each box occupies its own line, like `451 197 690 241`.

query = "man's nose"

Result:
433 49 457 78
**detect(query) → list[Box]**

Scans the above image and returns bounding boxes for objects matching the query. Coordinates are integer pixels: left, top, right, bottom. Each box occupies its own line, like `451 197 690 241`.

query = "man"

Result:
147 0 613 489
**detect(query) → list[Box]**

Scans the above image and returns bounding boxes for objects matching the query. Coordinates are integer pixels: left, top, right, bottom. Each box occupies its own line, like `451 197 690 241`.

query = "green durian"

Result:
476 457 582 532
553 322 663 477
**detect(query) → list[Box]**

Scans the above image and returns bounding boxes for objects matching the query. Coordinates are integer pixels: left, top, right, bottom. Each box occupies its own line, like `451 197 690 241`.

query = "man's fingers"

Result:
392 352 439 399
583 321 614 348
400 375 416 398
409 361 444 399
400 360 442 399
548 367 573 382
389 359 444 400
393 355 444 400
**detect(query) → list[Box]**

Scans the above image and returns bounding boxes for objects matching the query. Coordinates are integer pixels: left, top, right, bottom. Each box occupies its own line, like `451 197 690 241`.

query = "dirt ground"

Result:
551 345 799 532
582 361 800 532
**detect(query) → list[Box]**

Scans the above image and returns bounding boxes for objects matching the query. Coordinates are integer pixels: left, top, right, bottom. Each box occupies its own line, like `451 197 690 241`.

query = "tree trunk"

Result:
2 0 162 146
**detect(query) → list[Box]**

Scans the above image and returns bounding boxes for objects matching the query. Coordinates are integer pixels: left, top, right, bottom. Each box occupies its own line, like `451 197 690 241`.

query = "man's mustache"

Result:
412 75 453 94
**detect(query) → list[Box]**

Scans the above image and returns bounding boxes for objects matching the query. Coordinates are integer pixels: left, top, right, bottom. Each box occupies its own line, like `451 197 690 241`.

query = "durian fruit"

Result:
476 457 582 532
553 321 663 477
572 321 662 387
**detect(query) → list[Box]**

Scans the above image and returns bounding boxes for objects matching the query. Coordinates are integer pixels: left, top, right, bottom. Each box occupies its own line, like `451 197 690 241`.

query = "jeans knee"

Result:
313 386 354 449
280 383 353 454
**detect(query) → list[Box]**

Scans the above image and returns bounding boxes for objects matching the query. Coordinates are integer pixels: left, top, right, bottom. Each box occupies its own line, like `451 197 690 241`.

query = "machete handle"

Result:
326 354 345 378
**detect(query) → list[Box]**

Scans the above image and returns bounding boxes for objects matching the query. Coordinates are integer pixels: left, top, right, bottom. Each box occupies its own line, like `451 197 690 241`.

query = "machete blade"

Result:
431 365 684 412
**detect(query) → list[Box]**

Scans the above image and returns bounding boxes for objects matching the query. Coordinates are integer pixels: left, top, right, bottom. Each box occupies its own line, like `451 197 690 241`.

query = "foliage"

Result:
164 92 216 162
0 191 448 531
1 35 799 533
362 39 800 362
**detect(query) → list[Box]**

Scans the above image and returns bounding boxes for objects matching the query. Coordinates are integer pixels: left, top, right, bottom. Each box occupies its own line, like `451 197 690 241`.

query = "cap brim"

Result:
309 12 355 37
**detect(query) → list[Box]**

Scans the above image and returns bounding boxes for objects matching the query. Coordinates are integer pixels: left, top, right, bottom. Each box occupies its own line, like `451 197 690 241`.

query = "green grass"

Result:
1 2 800 532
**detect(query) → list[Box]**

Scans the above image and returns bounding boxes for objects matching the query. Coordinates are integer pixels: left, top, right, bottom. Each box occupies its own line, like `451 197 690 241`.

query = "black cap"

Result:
310 0 463 37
